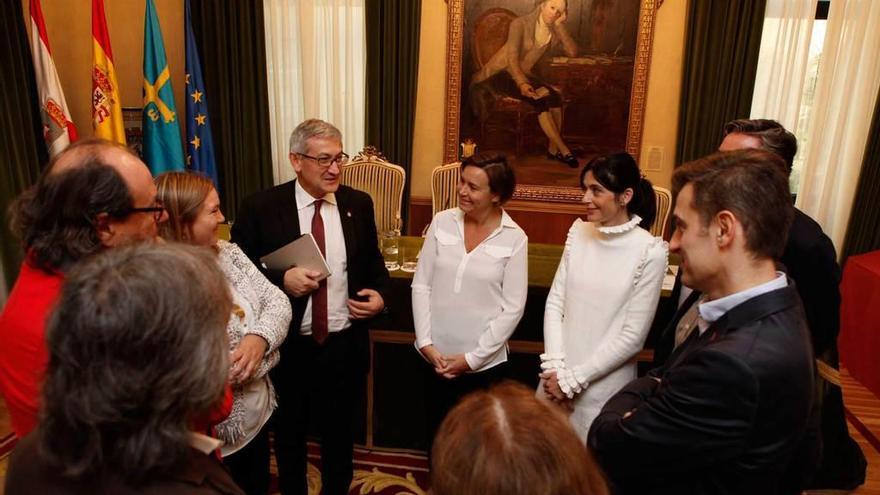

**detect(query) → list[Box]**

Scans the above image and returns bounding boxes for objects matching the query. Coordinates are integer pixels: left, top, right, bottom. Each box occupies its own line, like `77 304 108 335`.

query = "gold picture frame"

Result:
444 0 659 204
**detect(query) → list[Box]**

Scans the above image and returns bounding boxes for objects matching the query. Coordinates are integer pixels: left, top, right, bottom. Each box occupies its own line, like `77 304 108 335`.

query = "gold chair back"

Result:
341 146 406 234
431 162 461 216
652 185 672 238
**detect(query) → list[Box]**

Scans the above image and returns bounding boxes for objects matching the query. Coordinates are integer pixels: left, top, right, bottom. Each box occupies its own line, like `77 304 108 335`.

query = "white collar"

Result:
452 207 517 230
294 179 337 211
697 272 788 333
452 207 517 243
596 215 642 234
188 431 224 455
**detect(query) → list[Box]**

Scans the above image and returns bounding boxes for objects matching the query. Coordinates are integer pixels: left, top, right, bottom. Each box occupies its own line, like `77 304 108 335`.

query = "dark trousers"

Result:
423 361 510 452
272 330 366 495
223 423 271 495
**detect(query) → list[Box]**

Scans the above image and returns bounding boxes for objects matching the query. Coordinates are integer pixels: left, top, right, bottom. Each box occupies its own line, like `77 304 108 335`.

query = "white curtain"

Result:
750 0 817 130
263 0 366 185
796 0 880 251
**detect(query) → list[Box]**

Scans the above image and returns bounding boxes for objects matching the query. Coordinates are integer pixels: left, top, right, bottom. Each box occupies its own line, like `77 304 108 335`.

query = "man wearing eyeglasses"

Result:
0 138 166 439
233 119 389 495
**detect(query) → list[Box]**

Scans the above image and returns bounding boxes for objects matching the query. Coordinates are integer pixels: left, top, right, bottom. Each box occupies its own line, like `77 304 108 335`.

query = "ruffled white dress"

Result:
539 216 668 441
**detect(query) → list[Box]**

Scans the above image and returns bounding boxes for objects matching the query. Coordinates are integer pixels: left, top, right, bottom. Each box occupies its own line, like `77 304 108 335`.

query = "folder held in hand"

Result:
259 233 331 281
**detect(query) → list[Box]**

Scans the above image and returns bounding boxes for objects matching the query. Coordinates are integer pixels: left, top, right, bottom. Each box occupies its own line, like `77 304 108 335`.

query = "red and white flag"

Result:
29 0 78 157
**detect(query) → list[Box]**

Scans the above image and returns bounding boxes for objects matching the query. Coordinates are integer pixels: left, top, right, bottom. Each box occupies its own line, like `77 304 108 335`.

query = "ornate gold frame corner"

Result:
443 0 659 205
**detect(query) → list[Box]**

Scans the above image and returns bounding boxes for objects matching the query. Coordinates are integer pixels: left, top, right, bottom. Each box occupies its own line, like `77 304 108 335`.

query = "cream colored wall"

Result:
410 0 688 197
22 0 185 141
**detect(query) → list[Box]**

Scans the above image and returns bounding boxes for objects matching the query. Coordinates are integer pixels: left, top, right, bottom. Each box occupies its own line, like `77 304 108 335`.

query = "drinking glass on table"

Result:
381 230 399 271
400 245 418 273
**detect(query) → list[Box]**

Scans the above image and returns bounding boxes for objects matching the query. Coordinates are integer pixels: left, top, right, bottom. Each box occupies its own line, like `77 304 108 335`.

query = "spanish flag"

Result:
91 0 125 144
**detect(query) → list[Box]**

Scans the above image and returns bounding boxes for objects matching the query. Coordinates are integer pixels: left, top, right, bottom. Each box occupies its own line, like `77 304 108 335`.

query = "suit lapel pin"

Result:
347 211 352 217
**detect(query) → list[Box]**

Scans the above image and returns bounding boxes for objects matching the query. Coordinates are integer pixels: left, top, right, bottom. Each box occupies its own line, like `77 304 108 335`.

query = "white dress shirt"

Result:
294 180 351 335
412 208 528 372
697 272 789 334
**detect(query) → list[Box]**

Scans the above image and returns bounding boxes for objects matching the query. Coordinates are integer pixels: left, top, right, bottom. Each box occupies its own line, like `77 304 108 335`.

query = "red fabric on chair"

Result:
839 250 880 397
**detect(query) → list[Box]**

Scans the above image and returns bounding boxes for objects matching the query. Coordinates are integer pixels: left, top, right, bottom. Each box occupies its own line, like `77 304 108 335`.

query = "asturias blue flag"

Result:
184 0 218 187
142 0 184 175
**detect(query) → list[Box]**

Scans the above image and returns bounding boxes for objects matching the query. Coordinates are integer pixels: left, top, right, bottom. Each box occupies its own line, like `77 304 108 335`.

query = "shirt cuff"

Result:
464 352 481 371
413 340 433 363
539 352 566 372
415 337 433 350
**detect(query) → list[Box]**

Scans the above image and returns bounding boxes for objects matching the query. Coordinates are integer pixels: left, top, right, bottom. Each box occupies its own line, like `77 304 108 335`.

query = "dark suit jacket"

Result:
231 180 390 372
653 208 839 367
588 284 815 495
781 209 840 356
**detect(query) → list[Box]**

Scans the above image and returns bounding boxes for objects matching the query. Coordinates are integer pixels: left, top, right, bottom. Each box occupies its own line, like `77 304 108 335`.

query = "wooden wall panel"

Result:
407 198 433 236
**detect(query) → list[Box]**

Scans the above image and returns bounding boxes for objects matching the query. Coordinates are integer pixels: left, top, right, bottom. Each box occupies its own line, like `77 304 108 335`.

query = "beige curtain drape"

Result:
750 0 817 130
263 0 366 185
796 0 880 251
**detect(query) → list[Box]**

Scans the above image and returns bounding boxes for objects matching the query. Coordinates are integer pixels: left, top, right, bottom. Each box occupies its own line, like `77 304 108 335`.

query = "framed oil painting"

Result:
444 0 659 203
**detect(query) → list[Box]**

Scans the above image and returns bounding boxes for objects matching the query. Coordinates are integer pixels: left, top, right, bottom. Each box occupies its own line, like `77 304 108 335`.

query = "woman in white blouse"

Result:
539 152 668 441
156 172 291 495
412 154 528 446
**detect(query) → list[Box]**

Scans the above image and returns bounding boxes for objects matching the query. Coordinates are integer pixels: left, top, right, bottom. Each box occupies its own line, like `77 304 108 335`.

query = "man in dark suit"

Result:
652 119 865 489
232 119 389 495
589 150 815 494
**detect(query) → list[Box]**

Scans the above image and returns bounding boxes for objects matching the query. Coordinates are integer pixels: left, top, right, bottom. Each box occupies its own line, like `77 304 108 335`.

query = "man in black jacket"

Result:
589 150 815 494
653 119 865 490
232 119 389 495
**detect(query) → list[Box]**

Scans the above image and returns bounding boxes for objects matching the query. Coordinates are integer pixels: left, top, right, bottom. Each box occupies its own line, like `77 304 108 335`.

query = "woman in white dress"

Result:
412 154 528 447
156 172 291 495
539 152 668 441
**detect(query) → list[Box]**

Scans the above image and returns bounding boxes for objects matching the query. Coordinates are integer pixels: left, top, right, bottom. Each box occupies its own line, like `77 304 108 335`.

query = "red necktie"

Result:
311 199 328 344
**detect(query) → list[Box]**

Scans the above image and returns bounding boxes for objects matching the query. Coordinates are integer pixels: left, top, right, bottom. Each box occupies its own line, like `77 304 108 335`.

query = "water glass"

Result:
400 246 418 273
381 231 399 271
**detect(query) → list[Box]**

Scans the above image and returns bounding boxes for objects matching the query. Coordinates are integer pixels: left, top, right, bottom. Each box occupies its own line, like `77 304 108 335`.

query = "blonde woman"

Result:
156 172 291 494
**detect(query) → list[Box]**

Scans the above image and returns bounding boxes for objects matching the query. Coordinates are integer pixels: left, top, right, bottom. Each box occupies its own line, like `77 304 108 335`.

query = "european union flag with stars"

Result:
184 0 218 187
142 0 184 174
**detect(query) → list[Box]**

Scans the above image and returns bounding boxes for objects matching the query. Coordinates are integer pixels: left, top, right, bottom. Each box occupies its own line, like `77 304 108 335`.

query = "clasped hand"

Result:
539 370 574 411
420 345 471 379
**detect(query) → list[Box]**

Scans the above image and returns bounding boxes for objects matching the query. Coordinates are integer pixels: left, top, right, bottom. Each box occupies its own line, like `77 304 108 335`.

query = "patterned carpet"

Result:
292 443 428 495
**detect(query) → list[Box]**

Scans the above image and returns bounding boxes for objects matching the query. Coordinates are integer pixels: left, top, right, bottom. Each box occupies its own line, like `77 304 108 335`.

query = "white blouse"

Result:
412 208 528 372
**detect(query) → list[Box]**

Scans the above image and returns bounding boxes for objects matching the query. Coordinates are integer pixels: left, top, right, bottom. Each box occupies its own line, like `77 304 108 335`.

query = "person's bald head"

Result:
10 139 166 272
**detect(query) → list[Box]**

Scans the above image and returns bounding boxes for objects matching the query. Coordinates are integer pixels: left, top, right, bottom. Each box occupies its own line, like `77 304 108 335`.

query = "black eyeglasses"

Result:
298 152 350 168
116 202 165 222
